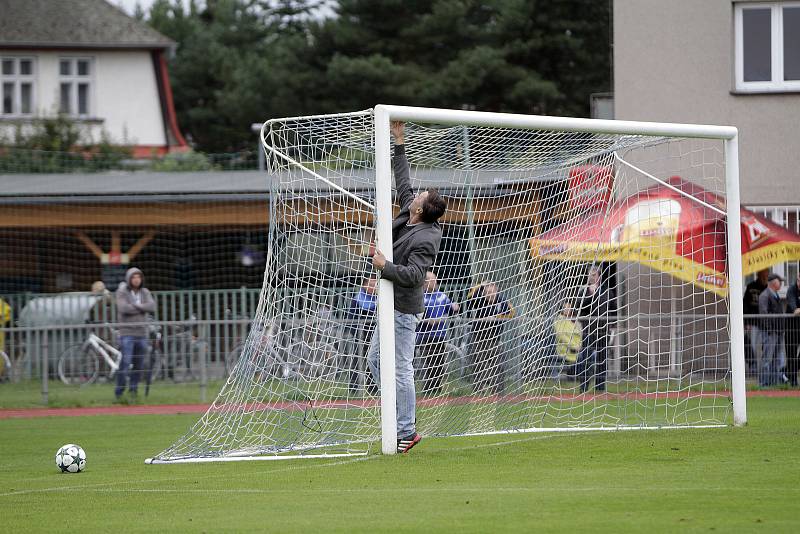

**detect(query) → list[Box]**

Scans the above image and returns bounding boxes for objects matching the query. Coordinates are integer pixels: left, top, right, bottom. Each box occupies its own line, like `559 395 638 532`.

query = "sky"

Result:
112 0 192 16
112 0 335 17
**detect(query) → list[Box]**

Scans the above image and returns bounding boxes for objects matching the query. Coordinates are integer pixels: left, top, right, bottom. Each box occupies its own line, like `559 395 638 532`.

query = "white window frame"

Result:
0 56 37 117
735 2 800 92
58 57 94 118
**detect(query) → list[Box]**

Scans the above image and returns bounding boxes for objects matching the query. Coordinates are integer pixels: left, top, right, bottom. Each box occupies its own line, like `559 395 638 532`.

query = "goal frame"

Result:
373 105 746 455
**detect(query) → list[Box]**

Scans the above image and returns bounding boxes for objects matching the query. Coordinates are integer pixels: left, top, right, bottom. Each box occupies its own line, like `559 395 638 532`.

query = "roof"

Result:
0 0 174 50
0 167 556 204
0 170 268 203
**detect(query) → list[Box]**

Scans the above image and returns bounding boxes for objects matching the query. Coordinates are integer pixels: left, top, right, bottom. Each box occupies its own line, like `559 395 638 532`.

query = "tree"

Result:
312 0 610 116
145 0 611 152
147 0 319 152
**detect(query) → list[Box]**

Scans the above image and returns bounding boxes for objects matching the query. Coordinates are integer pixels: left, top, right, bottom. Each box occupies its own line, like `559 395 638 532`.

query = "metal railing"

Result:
2 311 797 406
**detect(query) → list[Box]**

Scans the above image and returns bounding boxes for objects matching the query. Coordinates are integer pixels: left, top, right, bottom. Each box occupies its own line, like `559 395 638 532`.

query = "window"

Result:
735 2 800 92
59 58 93 116
0 57 35 116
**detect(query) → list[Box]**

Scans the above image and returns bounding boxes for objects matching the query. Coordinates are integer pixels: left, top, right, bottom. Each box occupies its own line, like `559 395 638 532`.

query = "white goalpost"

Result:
146 105 745 464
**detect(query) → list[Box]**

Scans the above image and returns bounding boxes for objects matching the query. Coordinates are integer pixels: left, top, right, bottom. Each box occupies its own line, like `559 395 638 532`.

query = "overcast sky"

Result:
112 0 191 16
112 0 334 17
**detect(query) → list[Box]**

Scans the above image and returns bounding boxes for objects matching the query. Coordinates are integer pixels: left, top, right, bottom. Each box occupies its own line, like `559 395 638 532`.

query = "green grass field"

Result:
1 396 798 533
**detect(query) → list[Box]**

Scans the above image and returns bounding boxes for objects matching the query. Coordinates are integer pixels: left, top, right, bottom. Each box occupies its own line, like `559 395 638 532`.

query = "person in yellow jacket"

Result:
0 297 11 354
0 297 12 382
553 300 581 377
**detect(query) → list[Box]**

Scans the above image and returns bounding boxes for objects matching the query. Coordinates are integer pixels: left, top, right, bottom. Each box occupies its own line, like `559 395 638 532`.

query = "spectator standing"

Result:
575 266 616 393
743 269 769 373
466 281 516 395
758 273 785 387
115 267 156 401
0 296 11 356
553 300 582 378
416 271 459 395
785 273 800 387
346 277 378 393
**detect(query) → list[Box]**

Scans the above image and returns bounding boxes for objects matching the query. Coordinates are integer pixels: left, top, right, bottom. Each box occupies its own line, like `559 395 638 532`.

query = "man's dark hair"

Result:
421 188 447 223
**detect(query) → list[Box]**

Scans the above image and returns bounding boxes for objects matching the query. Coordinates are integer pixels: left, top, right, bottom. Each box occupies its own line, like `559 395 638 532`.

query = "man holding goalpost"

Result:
369 121 447 453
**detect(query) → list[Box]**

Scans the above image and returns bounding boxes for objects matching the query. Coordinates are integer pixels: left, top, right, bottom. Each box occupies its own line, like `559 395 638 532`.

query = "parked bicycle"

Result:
163 317 209 383
0 350 11 382
57 322 163 388
57 328 122 386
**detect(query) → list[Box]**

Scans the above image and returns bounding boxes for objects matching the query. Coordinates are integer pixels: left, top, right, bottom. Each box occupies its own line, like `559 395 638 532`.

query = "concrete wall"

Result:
614 0 800 206
0 49 166 146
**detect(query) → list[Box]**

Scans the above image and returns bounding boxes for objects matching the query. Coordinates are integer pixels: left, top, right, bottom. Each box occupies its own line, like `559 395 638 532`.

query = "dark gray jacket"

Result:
787 283 800 315
115 267 156 337
380 145 442 314
758 287 783 333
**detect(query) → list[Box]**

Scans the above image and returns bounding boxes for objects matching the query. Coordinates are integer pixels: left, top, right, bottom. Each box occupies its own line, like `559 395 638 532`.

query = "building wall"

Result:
0 49 166 146
614 0 800 206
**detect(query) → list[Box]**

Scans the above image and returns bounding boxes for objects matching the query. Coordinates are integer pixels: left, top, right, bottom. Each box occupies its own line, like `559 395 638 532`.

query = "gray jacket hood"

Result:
125 267 144 286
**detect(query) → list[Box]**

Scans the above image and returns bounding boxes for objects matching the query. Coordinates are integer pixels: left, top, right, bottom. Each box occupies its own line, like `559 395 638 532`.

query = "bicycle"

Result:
144 321 164 394
225 323 287 380
0 350 11 382
164 318 209 383
57 324 163 387
57 330 120 386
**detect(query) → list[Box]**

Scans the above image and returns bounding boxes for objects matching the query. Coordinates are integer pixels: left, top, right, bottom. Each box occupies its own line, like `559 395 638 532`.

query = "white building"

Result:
0 0 187 155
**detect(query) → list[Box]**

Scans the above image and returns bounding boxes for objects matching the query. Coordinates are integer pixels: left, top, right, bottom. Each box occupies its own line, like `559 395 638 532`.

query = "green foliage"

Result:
0 115 132 174
150 149 216 171
147 0 320 152
145 0 611 153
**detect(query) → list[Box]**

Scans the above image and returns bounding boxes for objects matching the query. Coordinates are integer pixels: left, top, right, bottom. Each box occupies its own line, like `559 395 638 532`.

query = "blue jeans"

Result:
367 311 420 438
115 335 148 397
759 331 785 387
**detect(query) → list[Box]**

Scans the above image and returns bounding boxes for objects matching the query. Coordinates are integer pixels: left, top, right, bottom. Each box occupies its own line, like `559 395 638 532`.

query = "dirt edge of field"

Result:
1 389 798 420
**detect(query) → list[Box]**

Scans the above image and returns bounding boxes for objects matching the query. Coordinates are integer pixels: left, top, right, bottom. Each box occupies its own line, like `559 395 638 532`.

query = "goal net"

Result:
148 107 744 463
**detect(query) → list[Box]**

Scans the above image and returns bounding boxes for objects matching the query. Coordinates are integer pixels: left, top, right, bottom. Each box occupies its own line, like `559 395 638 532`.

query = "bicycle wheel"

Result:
57 345 100 386
172 348 194 382
0 351 11 382
225 343 244 376
446 342 467 380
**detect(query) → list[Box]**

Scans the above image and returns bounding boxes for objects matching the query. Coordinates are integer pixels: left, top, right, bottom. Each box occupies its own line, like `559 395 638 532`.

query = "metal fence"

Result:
3 310 797 407
2 311 796 383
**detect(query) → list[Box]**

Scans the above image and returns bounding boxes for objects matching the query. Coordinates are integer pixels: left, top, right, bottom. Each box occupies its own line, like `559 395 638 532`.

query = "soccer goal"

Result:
146 105 745 463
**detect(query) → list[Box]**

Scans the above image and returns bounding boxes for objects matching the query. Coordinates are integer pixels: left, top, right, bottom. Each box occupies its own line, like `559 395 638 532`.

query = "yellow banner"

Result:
742 242 800 276
530 239 729 297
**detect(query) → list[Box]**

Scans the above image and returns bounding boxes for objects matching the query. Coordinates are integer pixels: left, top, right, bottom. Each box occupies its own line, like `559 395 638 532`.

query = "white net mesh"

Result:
151 109 733 462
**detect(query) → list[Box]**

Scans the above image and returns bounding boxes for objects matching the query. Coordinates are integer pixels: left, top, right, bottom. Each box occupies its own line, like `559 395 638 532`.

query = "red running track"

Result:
1 389 798 420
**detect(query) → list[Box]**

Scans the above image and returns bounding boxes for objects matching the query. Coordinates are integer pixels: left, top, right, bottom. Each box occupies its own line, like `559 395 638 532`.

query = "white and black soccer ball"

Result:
55 444 86 473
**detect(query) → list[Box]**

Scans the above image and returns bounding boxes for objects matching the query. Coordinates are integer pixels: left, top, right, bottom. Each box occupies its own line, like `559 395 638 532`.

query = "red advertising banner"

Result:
567 165 613 212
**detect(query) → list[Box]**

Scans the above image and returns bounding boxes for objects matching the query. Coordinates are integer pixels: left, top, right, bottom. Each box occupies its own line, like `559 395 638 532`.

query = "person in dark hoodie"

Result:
115 267 156 401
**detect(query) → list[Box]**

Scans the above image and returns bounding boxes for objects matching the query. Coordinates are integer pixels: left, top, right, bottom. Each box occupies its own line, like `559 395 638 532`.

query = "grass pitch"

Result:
2 397 799 532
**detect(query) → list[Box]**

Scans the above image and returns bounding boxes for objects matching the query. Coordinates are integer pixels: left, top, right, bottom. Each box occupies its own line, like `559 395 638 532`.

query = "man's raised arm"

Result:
391 121 414 210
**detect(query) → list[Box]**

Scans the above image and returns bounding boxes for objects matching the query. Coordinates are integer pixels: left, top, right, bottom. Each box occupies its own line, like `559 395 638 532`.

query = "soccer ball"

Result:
55 444 86 473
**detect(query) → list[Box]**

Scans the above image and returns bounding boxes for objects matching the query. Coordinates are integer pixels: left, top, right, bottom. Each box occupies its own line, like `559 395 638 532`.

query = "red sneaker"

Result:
397 433 422 454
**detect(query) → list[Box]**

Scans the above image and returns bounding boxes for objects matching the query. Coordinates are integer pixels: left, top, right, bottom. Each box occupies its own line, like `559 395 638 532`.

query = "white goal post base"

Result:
144 424 727 464
145 452 369 464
